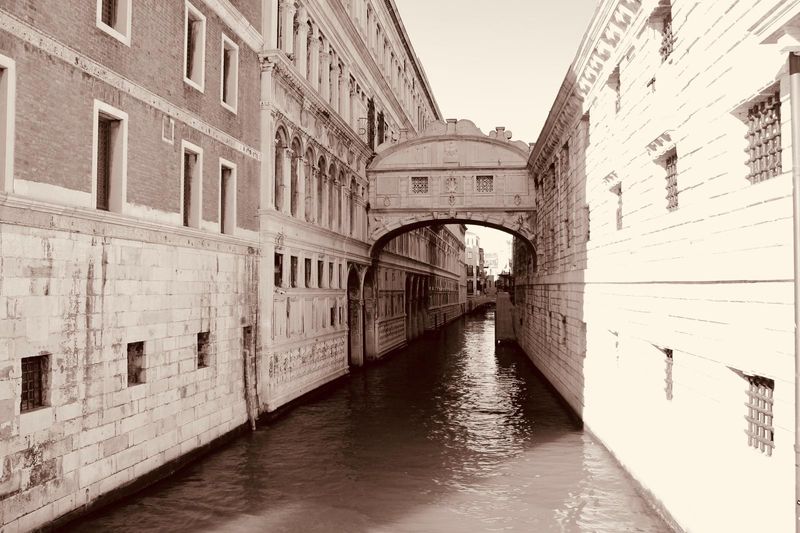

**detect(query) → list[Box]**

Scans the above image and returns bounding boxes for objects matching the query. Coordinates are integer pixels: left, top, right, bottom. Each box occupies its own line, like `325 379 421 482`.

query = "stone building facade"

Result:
512 0 800 531
0 0 457 529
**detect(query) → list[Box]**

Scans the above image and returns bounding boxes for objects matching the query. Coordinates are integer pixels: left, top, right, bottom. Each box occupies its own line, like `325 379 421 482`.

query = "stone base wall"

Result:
426 303 463 330
0 200 258 531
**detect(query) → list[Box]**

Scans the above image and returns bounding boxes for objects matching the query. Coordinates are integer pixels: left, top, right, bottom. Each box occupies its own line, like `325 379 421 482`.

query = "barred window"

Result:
21 355 48 412
663 348 673 401
476 176 493 193
197 331 210 368
659 13 674 62
665 152 678 211
745 375 774 456
746 93 782 184
610 183 622 230
127 341 145 385
411 176 428 194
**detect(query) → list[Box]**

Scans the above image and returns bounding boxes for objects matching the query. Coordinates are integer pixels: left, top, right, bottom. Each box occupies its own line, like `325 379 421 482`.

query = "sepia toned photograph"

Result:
0 0 796 531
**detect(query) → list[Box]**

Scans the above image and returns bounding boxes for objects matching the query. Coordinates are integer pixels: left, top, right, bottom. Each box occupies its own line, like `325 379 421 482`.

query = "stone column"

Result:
320 43 331 102
308 25 320 89
280 0 296 55
295 6 308 74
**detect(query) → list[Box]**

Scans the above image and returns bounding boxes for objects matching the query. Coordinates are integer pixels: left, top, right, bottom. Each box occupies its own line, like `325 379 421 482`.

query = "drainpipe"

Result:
790 52 800 533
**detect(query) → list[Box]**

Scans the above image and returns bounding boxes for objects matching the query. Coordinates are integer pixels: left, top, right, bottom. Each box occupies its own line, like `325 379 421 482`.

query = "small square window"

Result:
127 341 145 385
476 176 493 193
197 331 210 368
21 355 48 412
411 176 428 194
96 0 132 46
184 1 207 91
220 34 239 113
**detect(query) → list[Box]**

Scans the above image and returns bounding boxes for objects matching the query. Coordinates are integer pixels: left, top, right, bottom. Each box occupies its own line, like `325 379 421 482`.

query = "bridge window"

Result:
411 176 428 194
665 151 678 211
476 175 494 193
745 375 774 456
746 91 782 184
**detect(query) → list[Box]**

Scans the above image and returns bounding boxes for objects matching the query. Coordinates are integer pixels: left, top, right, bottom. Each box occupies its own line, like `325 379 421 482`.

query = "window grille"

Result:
745 375 774 456
746 93 782 184
96 116 112 211
411 176 428 194
665 152 678 211
101 0 117 27
663 348 673 401
476 176 493 193
21 355 47 412
197 332 210 368
659 14 674 62
127 342 145 385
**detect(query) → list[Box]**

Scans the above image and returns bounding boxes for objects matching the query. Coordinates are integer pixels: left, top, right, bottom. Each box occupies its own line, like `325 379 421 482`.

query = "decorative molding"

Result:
0 10 261 161
646 130 676 161
199 0 264 51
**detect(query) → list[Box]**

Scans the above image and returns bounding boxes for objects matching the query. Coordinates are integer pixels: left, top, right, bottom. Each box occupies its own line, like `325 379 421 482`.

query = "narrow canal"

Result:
67 309 669 532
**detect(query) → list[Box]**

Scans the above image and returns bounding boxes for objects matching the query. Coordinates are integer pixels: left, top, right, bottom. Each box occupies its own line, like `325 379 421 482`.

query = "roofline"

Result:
382 0 443 121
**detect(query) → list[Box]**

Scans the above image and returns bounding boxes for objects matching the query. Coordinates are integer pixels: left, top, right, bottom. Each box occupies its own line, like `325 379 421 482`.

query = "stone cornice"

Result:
528 0 642 176
199 0 263 51
749 0 800 42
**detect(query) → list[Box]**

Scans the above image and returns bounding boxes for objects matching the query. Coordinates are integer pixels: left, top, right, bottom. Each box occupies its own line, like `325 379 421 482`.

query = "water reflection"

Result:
66 310 668 532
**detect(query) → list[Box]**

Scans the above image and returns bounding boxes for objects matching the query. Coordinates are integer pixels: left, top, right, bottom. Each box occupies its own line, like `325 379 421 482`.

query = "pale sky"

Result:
394 1 600 257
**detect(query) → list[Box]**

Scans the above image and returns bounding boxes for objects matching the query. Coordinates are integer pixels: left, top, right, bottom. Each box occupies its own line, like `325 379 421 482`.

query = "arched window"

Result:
328 162 337 230
290 138 301 217
349 178 357 236
317 156 326 224
274 128 288 210
304 148 314 222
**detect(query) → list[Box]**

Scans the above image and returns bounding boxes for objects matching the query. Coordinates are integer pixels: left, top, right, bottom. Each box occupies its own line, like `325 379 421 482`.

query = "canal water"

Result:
67 310 669 532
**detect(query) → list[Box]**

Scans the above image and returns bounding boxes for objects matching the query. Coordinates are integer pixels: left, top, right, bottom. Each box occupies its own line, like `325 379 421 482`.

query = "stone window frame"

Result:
0 53 16 195
184 1 207 93
91 99 129 214
475 175 494 194
180 140 204 229
220 33 239 114
96 0 132 47
219 158 237 235
20 354 49 413
410 176 428 194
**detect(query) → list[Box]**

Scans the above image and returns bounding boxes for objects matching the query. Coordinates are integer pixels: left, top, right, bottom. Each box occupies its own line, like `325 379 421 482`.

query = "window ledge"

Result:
97 22 131 47
183 76 205 93
20 406 53 435
221 100 238 115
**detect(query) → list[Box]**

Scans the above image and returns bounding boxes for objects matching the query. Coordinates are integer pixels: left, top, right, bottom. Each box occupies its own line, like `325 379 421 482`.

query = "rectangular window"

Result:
220 160 236 235
659 8 675 62
220 34 239 113
127 341 145 385
305 258 312 288
665 151 678 211
197 331 210 368
608 65 621 114
338 264 343 288
329 262 334 288
476 175 493 193
21 355 48 412
318 260 324 288
330 306 336 327
746 375 774 456
96 0 132 46
610 183 622 230
0 56 15 194
181 141 203 228
746 92 782 184
274 253 284 288
184 1 207 91
411 176 428 194
93 101 128 213
290 256 298 288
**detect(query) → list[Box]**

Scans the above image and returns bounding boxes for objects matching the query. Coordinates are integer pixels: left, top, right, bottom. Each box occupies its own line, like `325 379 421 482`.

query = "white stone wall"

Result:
514 1 797 531
0 199 257 531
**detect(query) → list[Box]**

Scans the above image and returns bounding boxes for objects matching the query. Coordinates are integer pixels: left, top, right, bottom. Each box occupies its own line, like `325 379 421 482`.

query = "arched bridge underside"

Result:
367 119 536 257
